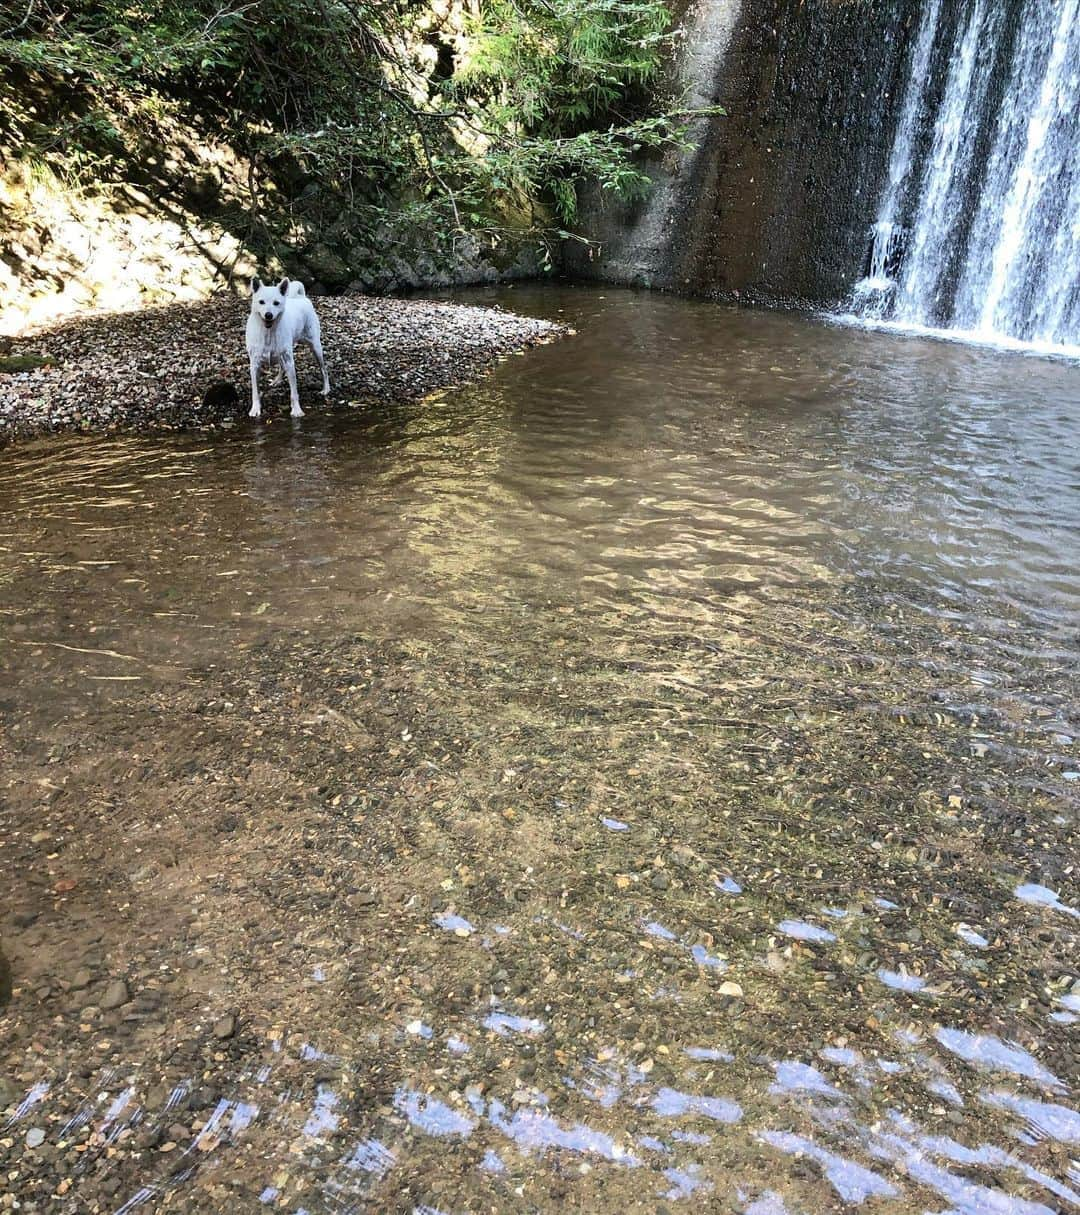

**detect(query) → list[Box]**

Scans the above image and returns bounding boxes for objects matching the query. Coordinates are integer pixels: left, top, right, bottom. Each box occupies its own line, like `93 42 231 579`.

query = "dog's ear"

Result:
250 276 262 294
277 277 290 295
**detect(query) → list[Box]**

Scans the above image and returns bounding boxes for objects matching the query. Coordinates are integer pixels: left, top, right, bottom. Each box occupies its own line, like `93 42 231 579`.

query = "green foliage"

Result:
458 0 671 128
0 0 714 270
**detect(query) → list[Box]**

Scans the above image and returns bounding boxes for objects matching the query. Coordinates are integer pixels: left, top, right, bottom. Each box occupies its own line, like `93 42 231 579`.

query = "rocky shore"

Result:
0 294 565 444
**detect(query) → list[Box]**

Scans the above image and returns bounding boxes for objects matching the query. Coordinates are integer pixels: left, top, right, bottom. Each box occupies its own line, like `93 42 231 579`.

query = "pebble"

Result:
25 1128 45 1149
213 1014 237 1040
100 980 130 1010
650 872 670 890
137 1126 163 1150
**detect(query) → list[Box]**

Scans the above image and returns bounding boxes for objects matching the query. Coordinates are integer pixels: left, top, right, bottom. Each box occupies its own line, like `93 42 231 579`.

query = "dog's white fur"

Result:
246 276 330 418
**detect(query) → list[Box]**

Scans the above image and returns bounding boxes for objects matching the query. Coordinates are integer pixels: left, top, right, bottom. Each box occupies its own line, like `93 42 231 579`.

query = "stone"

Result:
70 967 94 991
25 1127 45 1148
193 1084 220 1109
0 941 10 1008
303 244 351 287
650 871 670 891
201 382 239 413
136 1125 163 1150
213 1013 237 1040
100 979 131 1010
0 354 50 372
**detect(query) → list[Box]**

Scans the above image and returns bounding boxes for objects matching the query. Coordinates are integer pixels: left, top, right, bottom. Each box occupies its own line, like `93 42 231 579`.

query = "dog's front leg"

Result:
248 356 262 418
282 352 304 418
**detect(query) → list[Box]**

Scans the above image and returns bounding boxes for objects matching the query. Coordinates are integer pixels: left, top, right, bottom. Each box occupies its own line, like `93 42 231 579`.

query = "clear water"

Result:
1 288 1077 1212
2 289 1078 650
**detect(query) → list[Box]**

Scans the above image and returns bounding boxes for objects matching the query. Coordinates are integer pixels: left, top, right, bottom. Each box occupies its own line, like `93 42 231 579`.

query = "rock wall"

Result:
0 157 537 336
0 167 243 334
569 0 927 306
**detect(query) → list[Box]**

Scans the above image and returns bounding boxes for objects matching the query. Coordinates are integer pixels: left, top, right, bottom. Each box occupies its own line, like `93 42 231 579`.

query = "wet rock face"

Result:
572 0 920 305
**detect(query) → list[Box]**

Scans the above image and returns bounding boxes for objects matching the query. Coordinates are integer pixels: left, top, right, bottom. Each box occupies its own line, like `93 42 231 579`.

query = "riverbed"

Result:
1 286 1078 1213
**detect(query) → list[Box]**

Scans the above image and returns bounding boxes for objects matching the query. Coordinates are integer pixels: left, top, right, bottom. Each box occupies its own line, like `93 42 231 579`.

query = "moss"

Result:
0 353 51 371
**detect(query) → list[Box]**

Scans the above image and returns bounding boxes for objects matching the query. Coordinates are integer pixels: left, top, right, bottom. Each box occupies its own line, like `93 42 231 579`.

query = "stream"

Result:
1 286 1078 1213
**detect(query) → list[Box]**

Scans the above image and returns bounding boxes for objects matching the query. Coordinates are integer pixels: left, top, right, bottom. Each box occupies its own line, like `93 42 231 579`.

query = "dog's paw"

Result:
248 406 262 419
290 407 305 418
320 386 331 397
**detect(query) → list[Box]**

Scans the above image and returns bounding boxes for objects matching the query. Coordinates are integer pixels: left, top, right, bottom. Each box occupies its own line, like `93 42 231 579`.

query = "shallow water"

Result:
3 287 1078 669
1 287 1078 1213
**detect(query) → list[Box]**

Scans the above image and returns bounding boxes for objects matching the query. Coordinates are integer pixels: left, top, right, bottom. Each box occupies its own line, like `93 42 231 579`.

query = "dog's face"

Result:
250 276 290 328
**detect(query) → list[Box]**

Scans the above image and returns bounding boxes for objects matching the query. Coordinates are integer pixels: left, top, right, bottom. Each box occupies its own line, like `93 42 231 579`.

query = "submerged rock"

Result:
0 940 11 1007
213 1013 237 1039
100 979 131 1010
69 966 94 991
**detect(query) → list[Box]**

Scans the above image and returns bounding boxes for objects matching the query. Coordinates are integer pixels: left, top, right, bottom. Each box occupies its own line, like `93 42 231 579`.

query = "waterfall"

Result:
853 0 946 305
850 0 1080 355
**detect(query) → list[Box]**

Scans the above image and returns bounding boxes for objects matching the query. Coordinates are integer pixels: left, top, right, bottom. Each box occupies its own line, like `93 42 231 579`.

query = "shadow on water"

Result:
0 287 1077 1212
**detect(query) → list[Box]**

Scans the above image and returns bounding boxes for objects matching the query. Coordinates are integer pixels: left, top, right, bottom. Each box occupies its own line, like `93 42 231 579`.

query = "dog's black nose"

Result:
263 313 274 324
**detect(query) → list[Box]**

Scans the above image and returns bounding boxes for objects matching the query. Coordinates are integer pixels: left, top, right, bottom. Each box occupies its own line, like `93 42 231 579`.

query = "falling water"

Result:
857 0 946 294
849 0 1080 356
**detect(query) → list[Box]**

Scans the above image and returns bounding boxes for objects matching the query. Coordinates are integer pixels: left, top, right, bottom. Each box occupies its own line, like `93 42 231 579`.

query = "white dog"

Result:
246 277 330 418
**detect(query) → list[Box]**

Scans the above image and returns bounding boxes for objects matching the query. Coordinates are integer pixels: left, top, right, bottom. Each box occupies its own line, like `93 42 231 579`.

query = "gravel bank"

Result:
0 294 565 443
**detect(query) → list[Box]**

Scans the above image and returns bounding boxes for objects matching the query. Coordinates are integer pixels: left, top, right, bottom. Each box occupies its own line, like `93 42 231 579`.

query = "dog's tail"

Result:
287 281 307 298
